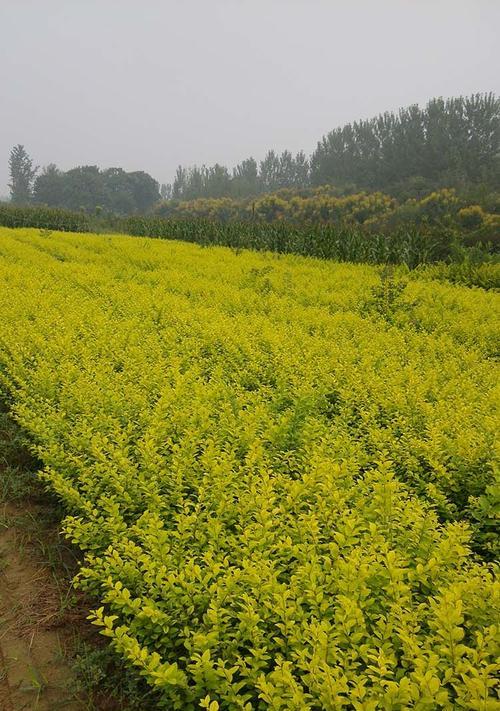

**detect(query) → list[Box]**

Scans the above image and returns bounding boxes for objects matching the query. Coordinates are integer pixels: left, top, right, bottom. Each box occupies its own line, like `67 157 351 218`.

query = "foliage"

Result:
32 164 160 214
169 150 310 201
8 144 38 204
414 257 500 290
458 206 486 230
0 202 92 232
122 216 452 268
153 188 500 247
363 268 414 325
8 94 499 215
0 227 498 709
71 638 161 709
0 188 498 272
311 94 500 192
166 93 499 201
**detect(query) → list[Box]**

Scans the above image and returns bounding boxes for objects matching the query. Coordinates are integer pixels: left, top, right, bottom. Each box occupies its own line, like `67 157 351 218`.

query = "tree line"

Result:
6 93 499 212
8 148 160 213
167 150 310 200
167 93 499 200
311 94 500 190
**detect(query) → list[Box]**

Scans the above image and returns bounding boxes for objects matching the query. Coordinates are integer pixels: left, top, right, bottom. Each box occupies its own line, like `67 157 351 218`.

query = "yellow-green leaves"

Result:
0 226 498 709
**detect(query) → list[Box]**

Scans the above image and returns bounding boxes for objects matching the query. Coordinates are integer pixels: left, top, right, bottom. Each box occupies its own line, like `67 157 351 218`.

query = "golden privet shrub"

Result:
0 227 498 709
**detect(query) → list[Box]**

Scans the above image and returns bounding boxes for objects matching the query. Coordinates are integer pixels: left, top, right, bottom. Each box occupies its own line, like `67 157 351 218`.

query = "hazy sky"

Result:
1 0 499 195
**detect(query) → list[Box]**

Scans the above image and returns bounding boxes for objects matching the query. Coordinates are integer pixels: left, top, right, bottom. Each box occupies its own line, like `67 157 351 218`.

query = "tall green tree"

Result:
259 150 281 191
33 164 64 206
127 170 160 212
160 183 173 200
204 164 231 198
232 158 260 196
8 144 38 204
172 165 188 199
310 93 500 192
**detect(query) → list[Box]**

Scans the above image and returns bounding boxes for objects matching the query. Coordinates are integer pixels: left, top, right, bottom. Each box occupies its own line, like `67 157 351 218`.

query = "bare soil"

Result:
0 501 87 711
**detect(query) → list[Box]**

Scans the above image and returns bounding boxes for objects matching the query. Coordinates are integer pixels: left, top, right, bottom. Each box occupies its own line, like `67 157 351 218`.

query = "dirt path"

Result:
0 502 86 711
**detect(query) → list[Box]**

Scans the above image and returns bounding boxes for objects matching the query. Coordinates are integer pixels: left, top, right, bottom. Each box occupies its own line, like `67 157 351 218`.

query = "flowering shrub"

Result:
458 206 486 230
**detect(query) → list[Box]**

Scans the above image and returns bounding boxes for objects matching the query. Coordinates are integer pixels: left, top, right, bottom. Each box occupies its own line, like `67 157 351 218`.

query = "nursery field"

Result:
0 226 498 709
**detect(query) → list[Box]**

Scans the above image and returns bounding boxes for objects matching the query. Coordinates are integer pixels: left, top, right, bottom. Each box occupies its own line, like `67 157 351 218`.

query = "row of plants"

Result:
123 217 459 269
153 188 500 243
0 202 93 232
1 201 498 276
0 227 498 709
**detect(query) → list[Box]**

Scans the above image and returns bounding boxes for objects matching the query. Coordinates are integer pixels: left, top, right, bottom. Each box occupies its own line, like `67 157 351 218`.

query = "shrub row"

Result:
0 228 498 709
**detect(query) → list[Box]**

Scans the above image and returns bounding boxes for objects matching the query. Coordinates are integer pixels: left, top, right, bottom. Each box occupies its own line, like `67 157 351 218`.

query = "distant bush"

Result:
458 205 486 230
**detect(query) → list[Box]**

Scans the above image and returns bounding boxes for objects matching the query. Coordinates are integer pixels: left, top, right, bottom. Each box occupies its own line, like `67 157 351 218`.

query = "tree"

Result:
186 165 205 199
127 171 160 212
9 144 38 204
59 166 103 211
232 157 260 196
102 167 136 213
33 164 64 206
311 93 500 191
160 183 173 200
259 150 281 192
292 151 310 188
172 165 188 199
33 164 160 214
204 164 231 198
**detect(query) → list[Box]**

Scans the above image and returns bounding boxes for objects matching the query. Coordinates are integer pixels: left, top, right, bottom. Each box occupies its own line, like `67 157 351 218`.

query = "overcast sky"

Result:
1 0 499 195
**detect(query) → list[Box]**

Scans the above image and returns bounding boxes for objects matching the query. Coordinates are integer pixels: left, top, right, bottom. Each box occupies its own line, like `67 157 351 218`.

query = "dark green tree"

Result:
204 164 231 198
59 166 103 211
232 158 260 196
310 93 500 192
101 167 135 213
259 150 281 191
8 144 38 204
292 151 310 188
186 165 205 199
34 164 160 214
33 164 64 205
127 171 160 212
172 165 188 199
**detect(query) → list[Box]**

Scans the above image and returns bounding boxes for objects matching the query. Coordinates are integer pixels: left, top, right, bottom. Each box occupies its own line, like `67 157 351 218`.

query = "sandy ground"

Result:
0 501 86 711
